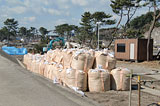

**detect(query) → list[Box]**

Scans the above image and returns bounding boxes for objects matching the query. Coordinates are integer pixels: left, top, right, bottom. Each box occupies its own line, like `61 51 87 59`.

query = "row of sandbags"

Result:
44 49 116 71
23 54 88 91
88 67 131 92
23 49 131 92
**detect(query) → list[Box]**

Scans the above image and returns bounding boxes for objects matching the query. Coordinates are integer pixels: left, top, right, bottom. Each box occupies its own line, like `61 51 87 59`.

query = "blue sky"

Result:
0 0 148 30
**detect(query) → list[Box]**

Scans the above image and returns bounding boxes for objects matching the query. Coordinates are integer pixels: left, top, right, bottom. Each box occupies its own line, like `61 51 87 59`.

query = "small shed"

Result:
115 39 153 61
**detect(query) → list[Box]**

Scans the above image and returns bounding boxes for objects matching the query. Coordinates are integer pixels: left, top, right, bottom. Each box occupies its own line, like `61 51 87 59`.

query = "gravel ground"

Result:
85 60 160 106
85 90 160 106
13 55 160 106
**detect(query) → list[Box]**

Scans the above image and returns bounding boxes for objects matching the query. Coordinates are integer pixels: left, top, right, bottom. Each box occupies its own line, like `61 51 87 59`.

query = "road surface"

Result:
0 55 99 106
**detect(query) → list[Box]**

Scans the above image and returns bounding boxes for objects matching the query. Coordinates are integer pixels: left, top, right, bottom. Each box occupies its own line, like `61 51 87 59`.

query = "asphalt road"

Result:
0 55 99 106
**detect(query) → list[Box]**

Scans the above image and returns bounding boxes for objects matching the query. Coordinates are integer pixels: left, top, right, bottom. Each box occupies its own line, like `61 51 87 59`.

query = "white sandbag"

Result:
65 68 76 87
39 60 49 76
88 69 110 92
71 52 94 72
53 64 64 84
106 56 116 70
23 54 27 65
95 52 116 71
46 50 54 63
75 70 87 92
59 69 66 85
54 49 63 63
30 60 36 72
25 53 33 70
44 64 53 79
62 50 73 69
111 67 131 91
95 53 107 69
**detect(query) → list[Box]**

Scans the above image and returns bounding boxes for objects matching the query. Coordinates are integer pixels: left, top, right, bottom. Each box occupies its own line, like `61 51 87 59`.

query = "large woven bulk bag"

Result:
31 60 36 72
30 54 41 72
23 54 27 65
63 50 73 69
34 61 40 73
95 53 116 71
65 68 76 87
88 69 110 92
71 52 94 72
85 53 95 70
46 50 54 61
46 64 54 79
111 67 131 91
59 69 66 85
26 54 33 70
106 56 116 71
44 64 50 78
96 53 107 69
88 50 95 57
50 51 57 62
53 64 63 84
32 61 40 73
24 54 28 67
39 60 44 75
71 53 86 70
50 50 56 62
47 64 56 80
39 61 49 76
24 53 32 67
54 50 63 63
75 70 87 91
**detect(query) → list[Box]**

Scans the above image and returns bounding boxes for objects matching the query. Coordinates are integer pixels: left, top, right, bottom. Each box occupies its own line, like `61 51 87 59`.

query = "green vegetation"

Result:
0 0 160 59
54 24 78 40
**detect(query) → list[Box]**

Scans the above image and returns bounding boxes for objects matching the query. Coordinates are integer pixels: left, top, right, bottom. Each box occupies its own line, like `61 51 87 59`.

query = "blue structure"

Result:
2 46 28 55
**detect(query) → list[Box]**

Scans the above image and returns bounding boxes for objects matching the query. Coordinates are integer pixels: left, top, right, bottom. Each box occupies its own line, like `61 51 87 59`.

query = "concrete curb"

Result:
16 58 26 69
0 48 19 65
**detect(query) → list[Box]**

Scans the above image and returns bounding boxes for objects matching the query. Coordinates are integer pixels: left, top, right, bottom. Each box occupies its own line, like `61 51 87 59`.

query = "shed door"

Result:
130 43 135 59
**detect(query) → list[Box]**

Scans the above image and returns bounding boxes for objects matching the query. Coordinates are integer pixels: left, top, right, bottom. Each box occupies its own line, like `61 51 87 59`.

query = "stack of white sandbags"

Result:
61 49 94 91
23 48 131 92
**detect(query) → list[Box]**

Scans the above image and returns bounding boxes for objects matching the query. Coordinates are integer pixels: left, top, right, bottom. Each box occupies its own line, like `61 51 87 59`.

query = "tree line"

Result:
0 0 160 60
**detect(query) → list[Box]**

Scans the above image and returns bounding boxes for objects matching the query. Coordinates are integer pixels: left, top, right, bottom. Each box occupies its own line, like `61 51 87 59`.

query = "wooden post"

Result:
129 70 132 106
138 76 141 106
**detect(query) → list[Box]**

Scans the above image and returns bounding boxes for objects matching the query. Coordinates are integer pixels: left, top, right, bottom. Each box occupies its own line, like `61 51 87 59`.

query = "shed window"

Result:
117 43 125 52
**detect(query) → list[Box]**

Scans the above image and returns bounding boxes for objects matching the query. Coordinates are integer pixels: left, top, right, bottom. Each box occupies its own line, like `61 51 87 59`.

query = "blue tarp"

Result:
2 46 28 55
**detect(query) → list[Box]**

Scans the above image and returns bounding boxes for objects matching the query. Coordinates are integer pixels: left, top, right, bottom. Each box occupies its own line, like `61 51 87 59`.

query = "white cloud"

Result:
99 0 110 4
0 6 27 15
71 0 88 6
1 14 8 18
48 9 61 15
19 16 36 25
55 19 67 26
65 11 70 16
84 8 97 13
24 16 36 22
58 0 69 3
11 6 27 14
71 18 81 25
5 0 23 5
42 7 62 15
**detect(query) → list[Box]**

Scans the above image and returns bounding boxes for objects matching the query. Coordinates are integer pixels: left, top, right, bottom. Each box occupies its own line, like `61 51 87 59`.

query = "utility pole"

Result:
96 22 101 50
